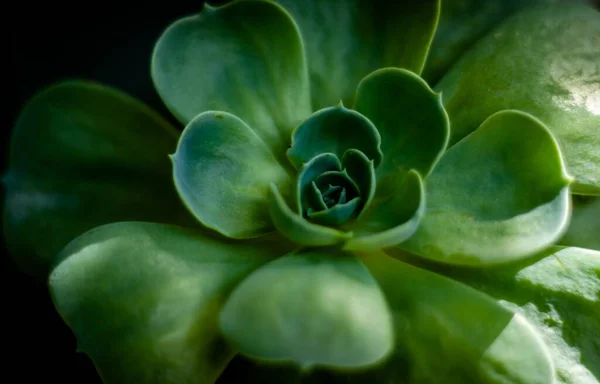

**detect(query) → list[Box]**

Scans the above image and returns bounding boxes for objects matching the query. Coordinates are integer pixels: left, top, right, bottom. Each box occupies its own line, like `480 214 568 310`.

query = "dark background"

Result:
5 1 600 383
4 3 226 382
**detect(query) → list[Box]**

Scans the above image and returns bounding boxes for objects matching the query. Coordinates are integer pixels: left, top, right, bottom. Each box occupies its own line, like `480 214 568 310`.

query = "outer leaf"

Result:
401 110 571 266
151 0 311 163
560 196 600 251
172 111 292 239
49 221 292 384
440 246 600 383
2 80 195 277
219 249 394 370
287 105 383 170
268 184 351 247
344 170 424 251
354 68 449 179
436 2 600 194
422 0 553 83
358 250 555 384
274 0 440 109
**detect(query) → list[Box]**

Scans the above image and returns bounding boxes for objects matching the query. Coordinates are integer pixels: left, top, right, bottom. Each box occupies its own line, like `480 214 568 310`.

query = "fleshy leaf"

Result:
357 250 555 384
560 196 600 251
313 170 360 204
341 149 376 217
2 80 195 277
49 221 292 384
151 0 311 163
354 68 449 179
268 184 351 246
345 170 424 251
308 197 362 227
439 246 600 383
296 153 342 213
422 0 553 83
172 111 292 239
400 110 571 266
287 105 383 170
219 249 394 370
435 2 600 194
274 0 440 109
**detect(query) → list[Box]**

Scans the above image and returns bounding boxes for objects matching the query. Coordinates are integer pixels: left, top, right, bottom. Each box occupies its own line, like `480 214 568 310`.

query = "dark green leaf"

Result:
354 68 449 180
2 80 195 277
341 149 376 218
287 105 383 170
308 197 362 227
296 153 342 214
268 184 351 247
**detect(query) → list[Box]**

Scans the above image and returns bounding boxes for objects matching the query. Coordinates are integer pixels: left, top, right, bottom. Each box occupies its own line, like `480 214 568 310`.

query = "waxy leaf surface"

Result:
401 110 571 265
442 246 600 383
172 111 291 239
344 170 424 251
287 106 382 170
360 251 555 384
49 222 292 384
219 249 394 369
436 2 600 194
354 68 449 180
152 0 311 163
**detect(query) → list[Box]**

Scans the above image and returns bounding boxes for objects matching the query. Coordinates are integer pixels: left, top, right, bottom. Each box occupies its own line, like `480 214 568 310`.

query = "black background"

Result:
5 1 600 383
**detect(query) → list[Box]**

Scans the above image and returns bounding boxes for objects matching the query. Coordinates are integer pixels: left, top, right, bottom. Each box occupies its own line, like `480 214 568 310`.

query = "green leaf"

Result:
172 111 292 239
296 153 342 213
151 0 311 163
357 250 555 384
308 197 362 227
344 170 424 251
268 184 351 247
560 196 600 251
435 2 600 194
219 249 394 370
341 149 376 218
287 105 383 170
400 110 571 266
440 246 600 383
422 0 553 84
2 80 195 277
274 0 440 110
49 221 292 384
354 68 449 179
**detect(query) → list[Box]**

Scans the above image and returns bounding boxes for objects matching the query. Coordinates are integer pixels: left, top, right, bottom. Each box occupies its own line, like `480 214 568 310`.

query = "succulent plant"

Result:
4 0 599 383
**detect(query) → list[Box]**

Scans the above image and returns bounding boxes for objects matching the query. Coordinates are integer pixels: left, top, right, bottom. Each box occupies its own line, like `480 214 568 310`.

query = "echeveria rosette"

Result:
2 1 599 384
